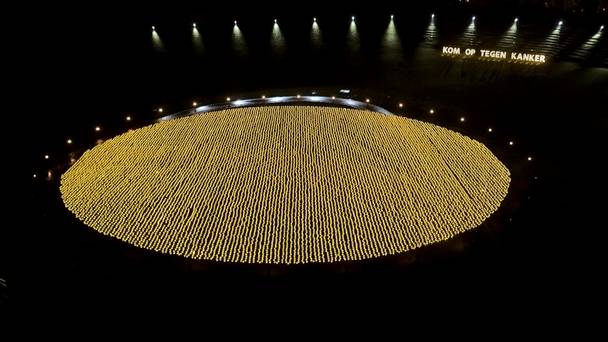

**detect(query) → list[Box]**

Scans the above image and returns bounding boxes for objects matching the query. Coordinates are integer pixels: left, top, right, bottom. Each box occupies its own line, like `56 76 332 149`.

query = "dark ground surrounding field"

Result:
12 2 608 319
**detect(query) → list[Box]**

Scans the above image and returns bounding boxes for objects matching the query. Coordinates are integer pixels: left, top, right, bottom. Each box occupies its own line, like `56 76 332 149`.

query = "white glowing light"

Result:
527 156 533 161
297 94 301 98
365 98 370 103
262 95 266 99
514 18 519 23
152 26 156 31
193 102 198 107
226 97 231 101
126 116 131 121
67 139 72 144
44 154 49 160
509 141 514 146
313 17 317 22
399 103 403 108
460 117 465 122
234 20 237 25
431 13 435 18
158 107 163 113
601 25 605 31
193 23 197 28
488 128 492 132
352 16 355 21
472 16 476 21
429 109 434 114
33 174 37 178
274 19 277 24
95 126 101 132
331 96 336 100
558 20 563 26
391 14 394 19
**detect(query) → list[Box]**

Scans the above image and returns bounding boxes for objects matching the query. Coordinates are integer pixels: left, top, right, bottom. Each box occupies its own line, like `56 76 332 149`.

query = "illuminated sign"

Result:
441 46 547 64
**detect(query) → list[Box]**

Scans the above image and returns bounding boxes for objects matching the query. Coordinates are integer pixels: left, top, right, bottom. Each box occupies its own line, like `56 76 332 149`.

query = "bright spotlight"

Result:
126 116 131 121
313 17 317 22
152 26 156 31
67 139 72 144
365 98 370 103
234 20 237 25
558 20 563 26
460 117 465 122
527 156 533 161
95 126 101 132
399 103 403 108
472 16 476 21
261 95 266 99
274 19 277 24
226 97 231 101
391 14 394 19
431 13 435 18
33 174 37 179
351 16 355 21
44 154 49 160
193 102 198 107
488 128 493 132
297 94 301 98
429 109 434 114
331 96 336 100
158 107 163 113
509 141 514 146
601 25 605 31
193 23 197 28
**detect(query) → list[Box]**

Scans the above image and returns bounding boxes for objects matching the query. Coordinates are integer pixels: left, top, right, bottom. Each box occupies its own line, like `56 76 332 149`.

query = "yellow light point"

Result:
297 94 301 98
158 108 163 113
44 154 49 160
488 128 492 132
95 126 101 132
430 109 434 114
126 116 132 121
460 117 465 122
67 139 72 144
366 98 370 103
193 102 198 107
262 95 266 99
331 96 336 99
226 97 231 101
399 103 403 108
61 106 510 264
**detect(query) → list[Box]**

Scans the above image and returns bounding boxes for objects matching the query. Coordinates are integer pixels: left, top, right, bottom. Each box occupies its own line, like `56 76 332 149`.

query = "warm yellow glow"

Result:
331 96 336 99
297 94 301 98
399 103 403 108
193 102 198 107
430 109 434 114
67 139 72 144
95 126 101 132
158 107 163 113
44 154 49 160
226 97 231 101
365 98 370 103
262 95 266 99
61 106 510 264
460 117 465 122
488 128 493 132
126 116 132 121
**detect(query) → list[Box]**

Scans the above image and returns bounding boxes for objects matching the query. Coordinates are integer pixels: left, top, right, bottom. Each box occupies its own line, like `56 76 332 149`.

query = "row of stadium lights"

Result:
34 94 534 180
151 14 603 32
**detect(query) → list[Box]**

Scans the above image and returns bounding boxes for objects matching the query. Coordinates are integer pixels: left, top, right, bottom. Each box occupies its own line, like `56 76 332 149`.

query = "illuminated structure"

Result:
61 106 510 264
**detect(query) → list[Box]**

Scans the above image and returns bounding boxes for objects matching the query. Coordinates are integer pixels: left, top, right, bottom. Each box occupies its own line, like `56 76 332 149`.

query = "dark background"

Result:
12 0 608 319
